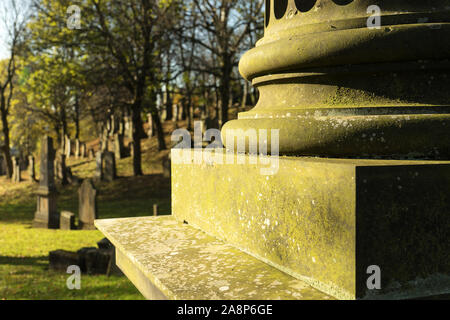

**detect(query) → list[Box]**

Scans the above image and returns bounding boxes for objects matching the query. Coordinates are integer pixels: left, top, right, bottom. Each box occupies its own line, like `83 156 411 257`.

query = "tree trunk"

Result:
0 95 13 179
152 112 167 151
131 106 143 176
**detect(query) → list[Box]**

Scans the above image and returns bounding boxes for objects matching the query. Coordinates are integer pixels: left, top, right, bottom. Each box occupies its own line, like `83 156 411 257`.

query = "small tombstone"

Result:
173 104 179 122
65 135 72 158
78 179 98 230
126 119 134 139
28 155 36 182
60 211 76 230
153 204 159 216
114 133 125 160
80 143 87 158
57 154 69 186
12 157 21 183
88 149 95 160
49 250 79 272
95 151 104 180
75 139 80 159
103 151 116 182
162 153 171 179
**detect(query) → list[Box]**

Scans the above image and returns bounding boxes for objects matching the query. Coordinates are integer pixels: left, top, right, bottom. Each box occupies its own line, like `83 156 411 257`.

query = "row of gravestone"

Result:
32 136 98 230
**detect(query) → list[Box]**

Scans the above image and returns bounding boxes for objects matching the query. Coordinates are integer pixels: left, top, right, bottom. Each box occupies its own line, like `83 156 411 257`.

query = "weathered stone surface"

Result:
60 211 76 230
222 1 450 159
172 150 450 300
95 216 332 300
65 135 71 158
56 154 69 185
75 139 80 159
33 136 59 229
78 179 97 230
103 151 116 182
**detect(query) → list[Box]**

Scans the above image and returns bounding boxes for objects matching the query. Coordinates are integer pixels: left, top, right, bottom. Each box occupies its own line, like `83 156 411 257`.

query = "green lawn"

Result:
0 144 171 300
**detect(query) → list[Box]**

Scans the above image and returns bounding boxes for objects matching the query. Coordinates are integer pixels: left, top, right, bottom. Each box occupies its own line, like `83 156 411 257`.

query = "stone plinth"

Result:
95 216 333 300
171 150 450 300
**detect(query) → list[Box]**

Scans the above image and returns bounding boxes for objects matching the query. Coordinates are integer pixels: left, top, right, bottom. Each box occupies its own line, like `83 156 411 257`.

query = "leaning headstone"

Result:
114 133 125 160
78 179 97 230
60 211 76 230
103 151 116 182
33 136 59 229
12 157 21 183
95 151 103 180
28 155 36 182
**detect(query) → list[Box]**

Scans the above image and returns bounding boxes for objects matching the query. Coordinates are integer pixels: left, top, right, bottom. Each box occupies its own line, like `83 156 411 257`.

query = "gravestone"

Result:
33 136 59 229
60 211 76 230
78 179 97 230
88 149 95 160
128 142 134 159
12 157 21 183
65 135 71 158
75 139 80 159
80 143 87 158
57 154 69 186
28 155 36 182
103 151 116 182
114 133 125 160
95 151 104 180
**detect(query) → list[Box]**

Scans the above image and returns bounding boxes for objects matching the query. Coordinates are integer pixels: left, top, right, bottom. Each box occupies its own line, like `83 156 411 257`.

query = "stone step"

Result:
95 216 333 300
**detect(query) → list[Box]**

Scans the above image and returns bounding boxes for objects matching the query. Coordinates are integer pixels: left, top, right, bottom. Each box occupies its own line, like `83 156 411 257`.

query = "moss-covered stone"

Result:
172 151 450 299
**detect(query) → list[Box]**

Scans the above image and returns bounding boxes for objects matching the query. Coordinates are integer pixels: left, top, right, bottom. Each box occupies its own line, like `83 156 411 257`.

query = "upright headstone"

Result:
65 135 72 158
95 151 104 180
75 139 80 159
114 133 125 160
88 149 95 160
78 179 98 230
103 151 116 182
57 154 69 186
60 211 76 230
28 155 36 182
81 143 87 158
12 157 21 183
33 136 59 229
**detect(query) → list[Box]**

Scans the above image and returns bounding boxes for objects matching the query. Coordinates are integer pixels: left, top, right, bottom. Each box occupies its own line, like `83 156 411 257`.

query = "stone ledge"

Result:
95 216 333 300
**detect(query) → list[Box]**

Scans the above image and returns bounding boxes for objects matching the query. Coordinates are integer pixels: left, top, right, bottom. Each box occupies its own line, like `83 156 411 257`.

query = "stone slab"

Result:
172 150 450 300
95 216 333 300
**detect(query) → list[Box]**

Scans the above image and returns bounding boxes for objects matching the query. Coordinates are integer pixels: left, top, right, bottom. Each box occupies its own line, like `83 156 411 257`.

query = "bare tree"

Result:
0 0 30 179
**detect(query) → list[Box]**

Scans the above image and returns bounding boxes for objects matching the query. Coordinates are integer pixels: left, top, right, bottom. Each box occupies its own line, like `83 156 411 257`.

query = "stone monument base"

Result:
97 150 450 300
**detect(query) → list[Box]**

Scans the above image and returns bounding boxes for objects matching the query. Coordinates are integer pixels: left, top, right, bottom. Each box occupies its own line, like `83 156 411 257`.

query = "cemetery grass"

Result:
0 138 171 300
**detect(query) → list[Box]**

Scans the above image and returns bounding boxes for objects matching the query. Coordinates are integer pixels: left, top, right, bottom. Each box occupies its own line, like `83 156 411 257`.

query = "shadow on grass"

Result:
0 256 48 268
